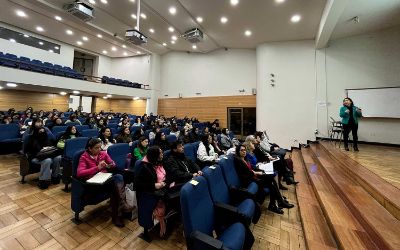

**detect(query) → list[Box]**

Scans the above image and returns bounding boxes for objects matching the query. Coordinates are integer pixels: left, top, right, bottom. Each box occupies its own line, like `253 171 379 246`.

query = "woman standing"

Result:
339 97 362 151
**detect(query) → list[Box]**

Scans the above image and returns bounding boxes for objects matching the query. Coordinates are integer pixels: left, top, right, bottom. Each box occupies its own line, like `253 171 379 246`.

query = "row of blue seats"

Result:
0 52 84 79
101 76 142 89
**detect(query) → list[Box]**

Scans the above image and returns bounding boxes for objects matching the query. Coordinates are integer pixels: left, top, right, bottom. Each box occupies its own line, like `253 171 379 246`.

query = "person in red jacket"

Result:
77 138 131 227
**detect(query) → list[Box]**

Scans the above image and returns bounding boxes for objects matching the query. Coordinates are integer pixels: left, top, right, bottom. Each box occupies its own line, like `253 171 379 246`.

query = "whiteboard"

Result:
347 87 400 118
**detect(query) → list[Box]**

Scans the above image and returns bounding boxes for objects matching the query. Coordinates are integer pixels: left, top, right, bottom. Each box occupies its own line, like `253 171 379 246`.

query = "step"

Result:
300 147 378 250
310 143 400 250
292 149 338 250
319 141 400 220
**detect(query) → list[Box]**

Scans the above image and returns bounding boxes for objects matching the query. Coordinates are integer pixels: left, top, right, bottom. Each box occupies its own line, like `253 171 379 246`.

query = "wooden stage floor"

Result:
0 154 305 250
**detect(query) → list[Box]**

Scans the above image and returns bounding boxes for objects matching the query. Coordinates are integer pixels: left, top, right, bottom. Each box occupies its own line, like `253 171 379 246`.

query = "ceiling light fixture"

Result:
230 0 239 6
97 34 103 38
192 44 197 49
55 16 62 21
162 42 167 46
89 0 96 4
171 35 177 40
100 0 108 4
244 30 252 36
111 47 117 51
130 0 135 2
131 14 137 19
275 0 285 3
23 34 29 38
16 10 26 17
73 90 80 94
123 52 128 56
137 51 141 54
103 96 108 99
76 41 83 45
54 46 59 49
133 97 140 100
122 45 127 48
39 41 44 45
168 27 174 32
149 28 155 33
291 14 301 23
82 36 88 41
106 94 112 97
6 83 17 87
220 17 228 23
171 40 175 44
140 13 147 19
36 26 44 32
60 91 67 95
9 39 16 43
196 17 203 23
169 7 177 15
102 50 107 54
0 86 3 90
48 49 54 53
66 29 73 35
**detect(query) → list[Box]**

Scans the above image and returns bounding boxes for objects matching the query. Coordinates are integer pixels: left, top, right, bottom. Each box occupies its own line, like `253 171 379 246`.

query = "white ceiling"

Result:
0 0 399 58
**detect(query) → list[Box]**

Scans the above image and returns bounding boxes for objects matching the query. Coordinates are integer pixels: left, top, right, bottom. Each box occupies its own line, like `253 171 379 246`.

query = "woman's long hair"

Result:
200 134 211 156
146 146 161 164
61 125 81 140
343 97 354 107
137 136 148 154
99 127 112 143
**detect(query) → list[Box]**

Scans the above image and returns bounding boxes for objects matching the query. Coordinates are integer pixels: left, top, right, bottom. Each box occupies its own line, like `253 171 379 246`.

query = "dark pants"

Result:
343 123 358 147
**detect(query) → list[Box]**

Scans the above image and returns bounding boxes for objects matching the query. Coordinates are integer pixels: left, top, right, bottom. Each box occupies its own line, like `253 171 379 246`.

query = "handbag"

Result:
36 146 62 161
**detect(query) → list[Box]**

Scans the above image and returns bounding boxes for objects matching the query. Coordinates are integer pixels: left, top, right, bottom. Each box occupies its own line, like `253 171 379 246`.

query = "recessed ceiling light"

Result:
0 86 3 90
134 26 138 30
97 34 103 38
131 14 137 19
55 16 62 21
171 35 177 41
39 41 44 45
9 39 16 43
23 34 29 38
82 36 88 41
133 97 140 100
36 26 44 32
111 47 117 51
168 27 174 32
162 42 167 46
171 40 175 44
140 13 147 19
129 0 135 2
123 52 128 56
275 0 285 3
6 83 17 87
54 46 59 49
220 17 228 24
192 44 197 49
66 30 73 35
89 0 96 4
103 96 108 99
60 91 67 95
16 10 26 17
76 41 83 46
169 7 177 15
149 28 155 33
106 94 112 97
137 51 141 54
73 90 80 94
102 50 107 54
48 49 54 53
230 0 239 6
291 14 301 23
244 30 252 36
196 17 203 23
100 0 108 4
122 45 126 48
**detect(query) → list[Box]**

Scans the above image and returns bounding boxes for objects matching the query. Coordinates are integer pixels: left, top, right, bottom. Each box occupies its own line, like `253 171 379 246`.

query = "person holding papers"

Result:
234 144 294 215
77 138 131 228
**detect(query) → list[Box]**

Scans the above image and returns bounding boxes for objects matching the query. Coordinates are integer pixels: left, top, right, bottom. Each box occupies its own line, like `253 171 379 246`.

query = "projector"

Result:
64 1 94 22
125 29 148 45
183 28 203 43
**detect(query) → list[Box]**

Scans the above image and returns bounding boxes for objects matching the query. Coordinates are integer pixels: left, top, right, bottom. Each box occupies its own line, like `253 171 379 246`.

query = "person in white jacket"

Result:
197 134 218 168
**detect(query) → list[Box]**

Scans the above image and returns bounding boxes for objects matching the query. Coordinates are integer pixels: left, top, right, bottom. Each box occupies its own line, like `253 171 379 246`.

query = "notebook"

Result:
86 172 112 184
257 162 274 174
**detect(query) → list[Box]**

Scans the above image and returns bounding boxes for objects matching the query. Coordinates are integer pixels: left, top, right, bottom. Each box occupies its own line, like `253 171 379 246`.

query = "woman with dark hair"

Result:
153 132 169 151
77 138 132 227
56 125 81 149
134 146 173 237
97 118 107 131
133 136 149 161
65 114 82 125
197 133 218 168
220 128 233 150
115 127 133 144
210 133 225 155
85 116 98 130
340 97 362 151
149 126 160 141
132 128 144 141
178 129 190 144
188 127 199 143
234 144 294 214
99 127 115 150
26 126 62 189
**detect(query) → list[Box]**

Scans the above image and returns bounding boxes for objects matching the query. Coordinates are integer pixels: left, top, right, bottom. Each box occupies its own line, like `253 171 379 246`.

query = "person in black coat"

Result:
153 132 170 151
233 144 294 214
165 141 202 184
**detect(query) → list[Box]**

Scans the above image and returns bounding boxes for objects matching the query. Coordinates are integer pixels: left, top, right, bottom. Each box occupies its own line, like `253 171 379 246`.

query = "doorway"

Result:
227 107 256 137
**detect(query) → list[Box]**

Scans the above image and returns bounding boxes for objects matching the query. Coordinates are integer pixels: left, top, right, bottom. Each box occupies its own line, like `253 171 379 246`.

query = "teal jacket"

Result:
339 106 362 125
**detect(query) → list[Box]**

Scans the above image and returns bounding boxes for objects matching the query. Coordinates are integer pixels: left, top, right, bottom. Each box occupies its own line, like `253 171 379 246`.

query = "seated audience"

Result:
165 141 202 184
197 134 218 168
133 136 149 161
56 125 81 149
220 128 234 150
99 127 116 151
178 129 190 144
97 118 107 131
65 114 82 125
153 132 169 151
115 127 133 144
132 117 143 127
85 116 98 130
132 128 145 141
77 138 132 227
211 133 225 155
169 124 180 137
149 126 160 141
188 127 200 143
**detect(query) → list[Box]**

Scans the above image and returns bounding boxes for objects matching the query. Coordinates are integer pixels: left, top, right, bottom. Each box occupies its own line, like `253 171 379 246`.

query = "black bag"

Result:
36 146 62 161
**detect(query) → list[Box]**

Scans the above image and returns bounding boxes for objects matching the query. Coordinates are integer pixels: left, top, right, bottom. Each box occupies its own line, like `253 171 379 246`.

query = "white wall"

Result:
0 23 74 67
256 40 317 148
317 26 400 144
110 55 150 85
160 49 256 98
147 54 161 115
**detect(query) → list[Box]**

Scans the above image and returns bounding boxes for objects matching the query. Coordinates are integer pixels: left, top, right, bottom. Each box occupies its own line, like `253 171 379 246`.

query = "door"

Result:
227 108 256 136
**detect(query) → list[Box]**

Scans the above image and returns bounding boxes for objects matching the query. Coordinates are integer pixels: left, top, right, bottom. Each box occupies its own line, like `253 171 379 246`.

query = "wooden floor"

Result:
0 154 305 250
337 144 400 189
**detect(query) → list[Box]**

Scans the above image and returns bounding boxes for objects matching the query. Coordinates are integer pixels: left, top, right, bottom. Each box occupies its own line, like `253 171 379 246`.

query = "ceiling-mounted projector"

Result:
64 1 94 22
125 29 148 45
183 28 203 43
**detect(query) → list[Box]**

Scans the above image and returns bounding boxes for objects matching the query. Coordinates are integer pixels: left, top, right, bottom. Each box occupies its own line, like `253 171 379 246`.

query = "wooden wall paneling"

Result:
94 98 110 113
109 99 146 115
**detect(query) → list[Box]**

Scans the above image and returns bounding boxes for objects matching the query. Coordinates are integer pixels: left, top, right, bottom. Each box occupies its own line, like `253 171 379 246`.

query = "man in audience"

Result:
165 141 202 185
